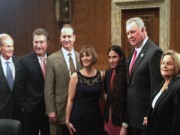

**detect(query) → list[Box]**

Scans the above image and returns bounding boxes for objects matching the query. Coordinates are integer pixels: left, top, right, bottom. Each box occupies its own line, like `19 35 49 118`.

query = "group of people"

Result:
0 28 50 135
0 17 180 135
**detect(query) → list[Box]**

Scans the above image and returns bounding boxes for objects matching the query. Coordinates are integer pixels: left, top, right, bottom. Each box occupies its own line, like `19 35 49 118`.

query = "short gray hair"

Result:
0 33 14 47
126 17 145 29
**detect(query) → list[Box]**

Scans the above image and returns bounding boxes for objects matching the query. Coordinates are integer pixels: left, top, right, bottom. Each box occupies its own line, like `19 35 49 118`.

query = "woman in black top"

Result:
104 45 128 135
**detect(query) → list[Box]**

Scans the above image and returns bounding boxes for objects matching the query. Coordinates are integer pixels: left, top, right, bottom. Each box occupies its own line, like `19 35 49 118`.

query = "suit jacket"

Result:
127 39 163 129
21 52 48 115
44 49 82 124
103 69 126 126
0 56 25 121
147 77 180 135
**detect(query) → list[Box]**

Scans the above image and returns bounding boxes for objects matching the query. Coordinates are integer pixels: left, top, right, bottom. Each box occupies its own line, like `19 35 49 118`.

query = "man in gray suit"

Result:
44 24 82 135
126 17 163 135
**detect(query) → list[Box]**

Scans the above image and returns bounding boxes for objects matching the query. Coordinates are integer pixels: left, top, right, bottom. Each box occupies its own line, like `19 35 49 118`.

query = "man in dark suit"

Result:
44 24 82 135
126 17 163 135
0 33 24 123
22 28 50 135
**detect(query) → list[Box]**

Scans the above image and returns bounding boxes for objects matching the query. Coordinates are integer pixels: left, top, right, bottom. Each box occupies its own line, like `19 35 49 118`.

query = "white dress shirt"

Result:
37 54 47 65
0 55 15 80
62 47 76 76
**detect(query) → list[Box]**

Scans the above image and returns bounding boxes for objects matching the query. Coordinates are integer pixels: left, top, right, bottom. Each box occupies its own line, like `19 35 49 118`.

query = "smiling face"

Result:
126 22 145 48
60 27 75 51
161 55 176 80
33 35 48 57
0 36 14 60
81 51 93 68
108 50 120 69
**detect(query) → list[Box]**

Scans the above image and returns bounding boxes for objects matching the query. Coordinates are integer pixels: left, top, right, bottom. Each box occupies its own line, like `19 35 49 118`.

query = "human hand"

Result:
66 122 76 135
143 117 148 126
48 112 57 123
120 126 127 135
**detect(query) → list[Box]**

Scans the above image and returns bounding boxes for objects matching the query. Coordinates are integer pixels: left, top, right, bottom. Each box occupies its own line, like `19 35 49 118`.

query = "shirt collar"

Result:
37 53 47 60
0 55 13 63
62 47 75 56
135 36 148 53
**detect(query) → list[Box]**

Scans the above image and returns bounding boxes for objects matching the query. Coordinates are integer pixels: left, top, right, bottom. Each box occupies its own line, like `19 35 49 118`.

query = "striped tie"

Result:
68 53 75 76
40 57 46 79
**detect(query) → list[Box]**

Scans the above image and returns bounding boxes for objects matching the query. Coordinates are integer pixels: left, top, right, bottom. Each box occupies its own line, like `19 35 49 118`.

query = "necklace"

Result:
83 68 95 77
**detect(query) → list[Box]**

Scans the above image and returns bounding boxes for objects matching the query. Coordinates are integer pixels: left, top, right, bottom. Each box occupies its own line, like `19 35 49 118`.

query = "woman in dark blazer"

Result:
143 50 180 135
103 45 128 135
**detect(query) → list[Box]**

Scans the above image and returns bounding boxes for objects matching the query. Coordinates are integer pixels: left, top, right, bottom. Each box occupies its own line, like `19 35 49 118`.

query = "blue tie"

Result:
6 62 14 90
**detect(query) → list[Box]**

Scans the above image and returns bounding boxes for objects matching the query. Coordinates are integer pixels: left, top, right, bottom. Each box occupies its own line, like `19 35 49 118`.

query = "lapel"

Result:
151 78 176 115
128 42 149 81
0 59 10 92
0 56 19 92
12 56 21 92
31 52 44 79
57 49 70 79
12 56 17 86
106 69 113 93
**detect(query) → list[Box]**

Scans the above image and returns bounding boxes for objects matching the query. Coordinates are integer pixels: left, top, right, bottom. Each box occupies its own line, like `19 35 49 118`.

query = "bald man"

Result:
0 34 25 123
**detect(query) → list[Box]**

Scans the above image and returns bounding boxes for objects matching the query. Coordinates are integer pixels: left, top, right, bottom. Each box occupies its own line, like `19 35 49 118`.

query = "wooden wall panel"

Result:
73 0 111 70
73 0 96 50
1 0 180 66
0 0 59 56
0 0 111 70
170 0 180 52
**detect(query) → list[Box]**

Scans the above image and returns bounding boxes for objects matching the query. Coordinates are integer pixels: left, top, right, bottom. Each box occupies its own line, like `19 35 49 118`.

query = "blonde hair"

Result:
0 33 14 47
161 50 180 77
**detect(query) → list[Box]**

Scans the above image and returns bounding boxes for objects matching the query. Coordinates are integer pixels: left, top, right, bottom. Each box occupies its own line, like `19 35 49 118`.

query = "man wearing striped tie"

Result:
21 28 50 135
44 24 82 135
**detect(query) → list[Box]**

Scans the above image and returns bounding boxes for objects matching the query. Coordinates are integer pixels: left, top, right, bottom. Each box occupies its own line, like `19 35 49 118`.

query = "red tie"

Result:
129 50 137 75
40 57 46 79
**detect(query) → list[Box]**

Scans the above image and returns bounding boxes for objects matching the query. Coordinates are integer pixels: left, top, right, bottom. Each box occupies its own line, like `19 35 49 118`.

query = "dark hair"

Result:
107 45 127 123
79 45 98 66
32 28 49 41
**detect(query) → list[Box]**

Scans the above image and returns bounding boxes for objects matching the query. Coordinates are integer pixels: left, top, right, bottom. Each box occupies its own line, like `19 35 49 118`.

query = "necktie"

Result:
129 50 137 75
68 53 75 75
40 57 46 79
6 62 14 90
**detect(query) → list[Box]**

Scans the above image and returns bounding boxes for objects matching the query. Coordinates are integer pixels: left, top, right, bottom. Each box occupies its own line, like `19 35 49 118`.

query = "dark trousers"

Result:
50 123 67 135
23 111 50 135
128 127 147 135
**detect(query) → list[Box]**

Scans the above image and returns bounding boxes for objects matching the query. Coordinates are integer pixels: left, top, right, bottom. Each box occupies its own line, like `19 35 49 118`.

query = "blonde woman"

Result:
144 50 180 135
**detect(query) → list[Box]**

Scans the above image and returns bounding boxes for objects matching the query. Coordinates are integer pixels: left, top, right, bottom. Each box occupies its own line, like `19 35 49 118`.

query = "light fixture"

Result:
55 0 72 23
55 0 60 22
